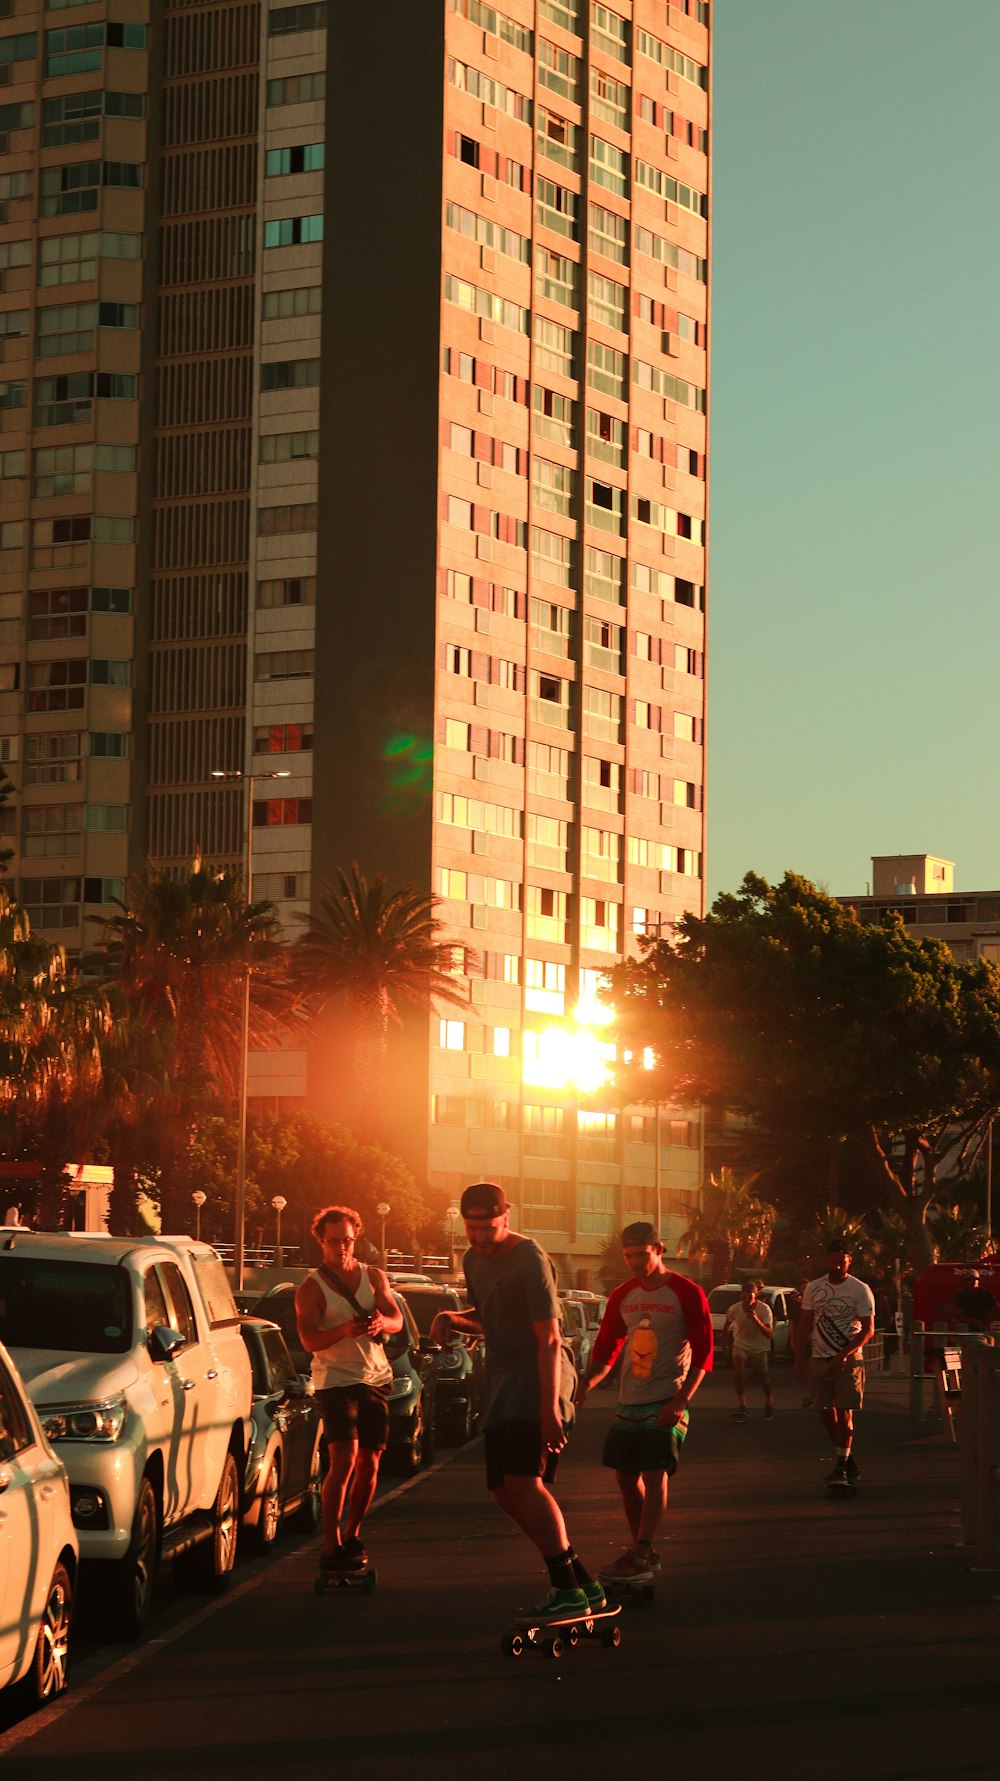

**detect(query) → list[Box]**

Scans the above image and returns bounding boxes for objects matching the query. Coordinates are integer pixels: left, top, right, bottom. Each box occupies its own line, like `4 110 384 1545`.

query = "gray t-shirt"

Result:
464 1237 576 1428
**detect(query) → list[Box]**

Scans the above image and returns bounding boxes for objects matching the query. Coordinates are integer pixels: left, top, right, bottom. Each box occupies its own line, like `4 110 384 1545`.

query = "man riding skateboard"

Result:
296 1204 403 1575
794 1238 874 1487
429 1181 603 1624
578 1222 713 1584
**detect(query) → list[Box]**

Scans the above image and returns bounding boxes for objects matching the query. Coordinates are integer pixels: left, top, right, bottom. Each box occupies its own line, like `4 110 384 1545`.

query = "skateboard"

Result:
500 1601 622 1659
313 1565 377 1596
827 1478 858 1501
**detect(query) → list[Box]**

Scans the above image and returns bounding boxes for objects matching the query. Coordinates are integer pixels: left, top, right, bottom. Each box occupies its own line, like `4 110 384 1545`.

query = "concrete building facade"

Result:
0 0 712 1276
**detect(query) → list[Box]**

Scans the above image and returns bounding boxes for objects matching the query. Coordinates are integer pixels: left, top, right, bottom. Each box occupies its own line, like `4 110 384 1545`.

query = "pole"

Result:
654 1101 662 1241
234 774 254 1294
987 1122 993 1248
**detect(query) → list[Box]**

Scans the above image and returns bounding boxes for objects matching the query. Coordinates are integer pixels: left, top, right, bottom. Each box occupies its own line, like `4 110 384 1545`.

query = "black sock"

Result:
565 1546 594 1588
545 1548 578 1590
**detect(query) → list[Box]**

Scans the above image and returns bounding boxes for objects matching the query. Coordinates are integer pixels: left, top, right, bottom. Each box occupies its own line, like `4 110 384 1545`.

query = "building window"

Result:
266 71 326 105
254 722 313 753
262 215 324 248
255 649 315 679
257 503 318 535
23 803 84 857
256 576 316 607
260 359 320 391
268 2 326 34
252 797 313 826
265 143 325 176
261 286 322 319
25 732 83 784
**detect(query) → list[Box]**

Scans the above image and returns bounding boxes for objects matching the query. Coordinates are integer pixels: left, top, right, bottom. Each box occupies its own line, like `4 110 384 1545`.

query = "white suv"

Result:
0 1337 77 1704
0 1231 252 1638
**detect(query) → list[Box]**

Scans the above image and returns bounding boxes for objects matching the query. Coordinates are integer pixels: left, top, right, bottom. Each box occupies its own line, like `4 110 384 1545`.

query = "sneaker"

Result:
731 1407 749 1422
515 1585 589 1626
764 1403 774 1421
320 1547 347 1574
844 1456 860 1481
645 1549 662 1574
598 1549 654 1584
826 1461 848 1484
342 1534 367 1570
582 1579 607 1611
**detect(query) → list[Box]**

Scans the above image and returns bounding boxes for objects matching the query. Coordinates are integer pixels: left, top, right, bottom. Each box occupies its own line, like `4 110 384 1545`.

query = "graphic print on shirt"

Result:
629 1316 658 1380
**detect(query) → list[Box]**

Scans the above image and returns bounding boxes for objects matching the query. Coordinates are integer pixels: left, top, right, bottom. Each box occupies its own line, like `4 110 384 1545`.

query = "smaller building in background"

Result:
840 855 1000 967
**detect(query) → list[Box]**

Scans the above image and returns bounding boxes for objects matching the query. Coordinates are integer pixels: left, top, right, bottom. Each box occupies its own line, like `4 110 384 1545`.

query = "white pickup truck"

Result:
0 1230 253 1637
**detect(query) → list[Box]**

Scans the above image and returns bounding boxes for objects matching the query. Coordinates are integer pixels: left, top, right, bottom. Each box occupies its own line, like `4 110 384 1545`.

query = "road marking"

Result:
0 1439 476 1758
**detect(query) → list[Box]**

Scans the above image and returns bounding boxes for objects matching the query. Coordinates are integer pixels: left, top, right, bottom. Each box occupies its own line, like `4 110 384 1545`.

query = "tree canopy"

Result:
608 872 1000 1260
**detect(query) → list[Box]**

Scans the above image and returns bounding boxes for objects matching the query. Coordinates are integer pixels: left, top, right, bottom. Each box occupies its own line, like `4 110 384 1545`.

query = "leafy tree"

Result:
679 1167 777 1285
98 859 293 1230
927 1200 990 1264
609 872 1000 1265
294 863 471 1140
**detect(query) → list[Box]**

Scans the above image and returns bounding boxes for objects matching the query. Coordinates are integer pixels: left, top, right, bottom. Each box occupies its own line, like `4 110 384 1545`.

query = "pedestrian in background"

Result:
725 1280 774 1420
794 1239 874 1485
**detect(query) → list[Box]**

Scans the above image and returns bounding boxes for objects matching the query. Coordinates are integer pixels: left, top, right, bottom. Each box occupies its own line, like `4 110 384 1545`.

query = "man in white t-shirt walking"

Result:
794 1239 875 1485
724 1280 774 1421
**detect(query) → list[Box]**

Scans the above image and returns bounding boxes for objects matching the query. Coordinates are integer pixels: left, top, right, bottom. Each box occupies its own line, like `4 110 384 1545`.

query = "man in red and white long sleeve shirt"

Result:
578 1221 713 1584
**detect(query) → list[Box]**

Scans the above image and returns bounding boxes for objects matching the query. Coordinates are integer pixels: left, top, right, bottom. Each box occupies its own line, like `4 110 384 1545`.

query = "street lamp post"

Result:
375 1201 391 1266
191 1190 206 1241
446 1202 460 1274
271 1195 287 1270
210 766 290 1292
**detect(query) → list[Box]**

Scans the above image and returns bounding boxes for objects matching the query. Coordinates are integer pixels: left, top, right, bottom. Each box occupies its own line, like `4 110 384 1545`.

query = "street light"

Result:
375 1201 390 1266
271 1195 287 1270
210 766 290 1291
191 1190 206 1241
446 1202 460 1274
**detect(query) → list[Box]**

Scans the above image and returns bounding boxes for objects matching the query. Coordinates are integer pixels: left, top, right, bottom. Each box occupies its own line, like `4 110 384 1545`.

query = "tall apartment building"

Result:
0 0 711 1277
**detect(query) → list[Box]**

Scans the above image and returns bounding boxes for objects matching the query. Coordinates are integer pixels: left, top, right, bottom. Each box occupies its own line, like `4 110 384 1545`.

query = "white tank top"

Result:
308 1265 393 1391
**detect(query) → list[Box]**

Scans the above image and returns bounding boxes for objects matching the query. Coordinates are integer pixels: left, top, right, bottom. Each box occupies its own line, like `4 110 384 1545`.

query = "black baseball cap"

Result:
460 1182 509 1217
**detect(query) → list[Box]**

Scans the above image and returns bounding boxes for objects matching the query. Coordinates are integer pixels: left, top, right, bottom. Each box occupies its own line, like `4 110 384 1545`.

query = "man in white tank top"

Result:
295 1203 402 1573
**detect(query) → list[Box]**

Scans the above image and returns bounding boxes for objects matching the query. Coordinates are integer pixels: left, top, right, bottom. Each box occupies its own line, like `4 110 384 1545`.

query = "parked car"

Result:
238 1317 323 1550
558 1297 594 1374
395 1284 484 1445
0 1338 77 1706
707 1283 797 1363
249 1281 440 1477
0 1232 253 1638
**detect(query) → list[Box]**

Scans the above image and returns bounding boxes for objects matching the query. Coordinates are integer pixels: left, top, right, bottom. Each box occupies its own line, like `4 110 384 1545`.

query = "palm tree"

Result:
294 864 472 1139
927 1200 990 1264
98 859 292 1229
680 1167 777 1284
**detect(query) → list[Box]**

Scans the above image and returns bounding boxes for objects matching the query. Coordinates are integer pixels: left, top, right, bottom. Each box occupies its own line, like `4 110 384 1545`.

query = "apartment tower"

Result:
0 0 711 1275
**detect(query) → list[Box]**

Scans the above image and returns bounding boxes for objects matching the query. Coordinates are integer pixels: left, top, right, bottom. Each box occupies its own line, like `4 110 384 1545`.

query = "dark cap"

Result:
460 1181 508 1217
826 1238 852 1254
621 1220 660 1247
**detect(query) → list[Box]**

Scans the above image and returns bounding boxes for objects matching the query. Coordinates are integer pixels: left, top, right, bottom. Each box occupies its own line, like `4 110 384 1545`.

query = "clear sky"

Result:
708 1 1000 901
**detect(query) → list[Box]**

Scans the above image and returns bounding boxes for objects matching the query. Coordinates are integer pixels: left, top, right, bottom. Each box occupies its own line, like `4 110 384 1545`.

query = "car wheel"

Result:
256 1456 281 1552
296 1438 323 1531
27 1561 73 1704
182 1451 241 1590
108 1476 159 1639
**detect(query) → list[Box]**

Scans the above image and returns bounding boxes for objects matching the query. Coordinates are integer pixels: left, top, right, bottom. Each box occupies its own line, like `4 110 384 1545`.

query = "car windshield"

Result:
707 1287 743 1317
0 1257 132 1353
398 1288 460 1336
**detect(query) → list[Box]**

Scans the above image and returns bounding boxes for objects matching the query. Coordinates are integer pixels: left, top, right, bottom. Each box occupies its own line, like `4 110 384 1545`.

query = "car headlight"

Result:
387 1375 415 1401
41 1395 128 1443
437 1348 464 1372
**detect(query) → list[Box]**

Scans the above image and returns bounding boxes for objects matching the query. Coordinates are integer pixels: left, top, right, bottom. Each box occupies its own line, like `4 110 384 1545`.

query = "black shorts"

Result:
316 1384 390 1452
602 1418 684 1478
484 1420 562 1491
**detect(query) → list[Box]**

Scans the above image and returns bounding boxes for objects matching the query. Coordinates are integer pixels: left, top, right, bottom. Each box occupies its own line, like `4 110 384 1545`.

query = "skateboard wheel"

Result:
601 1624 622 1648
501 1633 524 1658
545 1634 564 1659
566 1623 580 1646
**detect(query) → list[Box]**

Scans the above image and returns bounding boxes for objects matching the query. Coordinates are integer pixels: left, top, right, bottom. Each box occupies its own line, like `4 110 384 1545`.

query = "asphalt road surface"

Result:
3 1368 998 1781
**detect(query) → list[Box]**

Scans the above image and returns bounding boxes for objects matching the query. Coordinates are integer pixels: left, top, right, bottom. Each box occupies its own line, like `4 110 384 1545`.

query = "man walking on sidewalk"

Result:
794 1239 874 1485
725 1280 774 1420
296 1204 402 1574
429 1181 604 1623
577 1222 713 1584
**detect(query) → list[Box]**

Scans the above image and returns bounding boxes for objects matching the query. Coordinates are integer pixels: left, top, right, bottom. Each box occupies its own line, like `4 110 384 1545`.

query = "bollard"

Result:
910 1320 926 1421
974 1355 1000 1570
961 1342 994 1547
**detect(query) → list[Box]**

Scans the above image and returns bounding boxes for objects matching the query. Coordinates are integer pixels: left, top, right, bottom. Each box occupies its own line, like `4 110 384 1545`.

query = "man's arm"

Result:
295 1277 356 1354
576 1286 628 1403
368 1268 404 1337
533 1316 566 1451
832 1314 874 1366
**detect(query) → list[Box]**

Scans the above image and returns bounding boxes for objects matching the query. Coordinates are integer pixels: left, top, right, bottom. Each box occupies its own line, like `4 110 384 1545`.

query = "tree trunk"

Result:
107 1126 141 1235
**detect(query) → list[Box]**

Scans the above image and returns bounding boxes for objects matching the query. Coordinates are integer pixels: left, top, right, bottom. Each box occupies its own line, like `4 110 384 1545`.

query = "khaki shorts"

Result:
732 1346 770 1376
810 1356 865 1412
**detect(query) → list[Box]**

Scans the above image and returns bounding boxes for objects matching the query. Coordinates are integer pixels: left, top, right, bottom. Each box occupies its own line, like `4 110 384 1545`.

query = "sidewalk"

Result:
5 1367 998 1781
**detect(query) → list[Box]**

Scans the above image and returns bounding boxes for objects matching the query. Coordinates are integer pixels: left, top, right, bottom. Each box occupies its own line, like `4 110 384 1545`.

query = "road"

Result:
3 1367 998 1780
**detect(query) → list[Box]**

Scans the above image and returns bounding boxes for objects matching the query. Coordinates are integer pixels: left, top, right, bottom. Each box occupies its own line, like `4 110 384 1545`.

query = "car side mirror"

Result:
149 1324 186 1363
418 1337 442 1356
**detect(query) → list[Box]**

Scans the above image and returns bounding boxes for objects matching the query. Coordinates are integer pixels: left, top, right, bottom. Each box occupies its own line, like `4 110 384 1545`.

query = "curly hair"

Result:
311 1204 364 1242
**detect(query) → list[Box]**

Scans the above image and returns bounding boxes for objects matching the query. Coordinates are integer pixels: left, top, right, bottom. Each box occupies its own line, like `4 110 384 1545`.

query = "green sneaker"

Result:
515 1585 589 1626
583 1579 607 1610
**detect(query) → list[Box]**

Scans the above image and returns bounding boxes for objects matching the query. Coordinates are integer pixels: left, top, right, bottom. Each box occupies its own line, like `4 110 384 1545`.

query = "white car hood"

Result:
10 1347 140 1404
